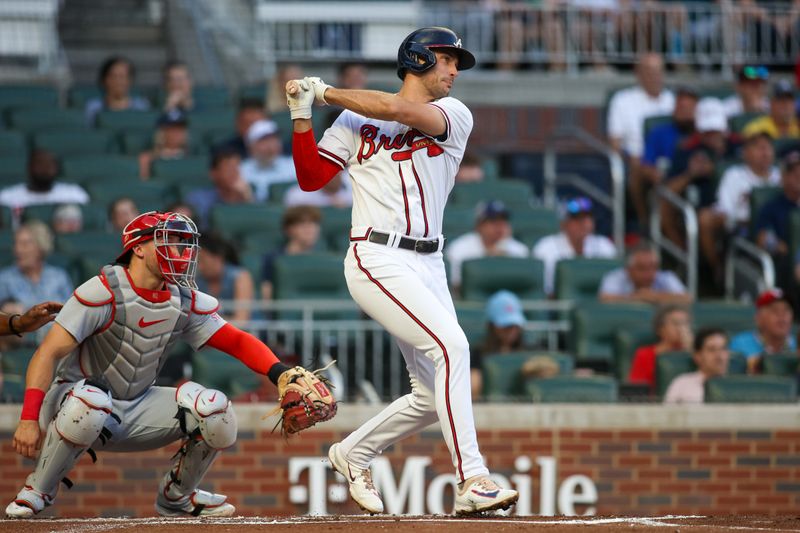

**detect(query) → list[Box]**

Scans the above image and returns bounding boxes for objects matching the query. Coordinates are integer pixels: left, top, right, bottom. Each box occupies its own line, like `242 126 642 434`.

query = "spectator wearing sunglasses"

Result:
721 65 770 119
532 197 617 296
599 243 692 305
742 80 800 141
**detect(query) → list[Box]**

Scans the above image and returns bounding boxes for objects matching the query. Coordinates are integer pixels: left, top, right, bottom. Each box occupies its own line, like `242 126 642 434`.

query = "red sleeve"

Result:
292 129 342 191
205 323 280 375
628 345 657 390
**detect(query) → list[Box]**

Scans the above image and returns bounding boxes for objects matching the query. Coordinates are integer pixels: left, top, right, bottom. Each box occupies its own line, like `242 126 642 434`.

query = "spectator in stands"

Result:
240 119 296 202
470 290 527 398
720 65 770 118
108 197 139 233
195 233 254 323
51 204 83 234
266 64 304 114
663 328 729 404
446 200 529 291
138 109 191 178
85 56 150 126
663 98 739 245
455 153 485 183
219 98 268 159
628 305 693 392
0 299 25 352
165 201 196 221
532 196 617 296
599 243 692 305
730 289 795 373
742 80 800 141
186 146 253 230
337 62 369 90
162 60 195 112
284 171 353 208
261 206 322 300
698 132 780 278
755 151 800 259
0 150 88 209
0 221 72 310
607 53 675 159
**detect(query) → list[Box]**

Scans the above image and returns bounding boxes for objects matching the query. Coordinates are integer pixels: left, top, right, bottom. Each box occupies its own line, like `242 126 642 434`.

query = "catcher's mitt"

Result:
266 365 337 435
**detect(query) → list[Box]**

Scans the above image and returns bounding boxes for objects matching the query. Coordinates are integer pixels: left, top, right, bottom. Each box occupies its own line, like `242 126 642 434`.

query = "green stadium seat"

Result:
0 131 27 156
526 376 618 403
568 302 653 366
512 207 560 247
613 328 657 381
271 111 294 147
0 85 58 110
320 206 352 252
120 130 153 155
240 231 286 255
208 204 284 240
67 86 101 108
267 182 297 205
34 129 118 157
555 258 623 301
86 181 174 212
655 351 693 397
728 112 765 133
643 114 673 138
192 348 260 398
691 300 754 334
0 154 27 183
56 231 120 257
442 206 476 240
61 155 140 182
273 253 351 319
762 353 799 376
151 157 209 186
8 108 86 133
460 257 544 301
450 180 532 211
238 83 266 103
482 158 500 181
481 352 575 401
0 208 12 231
203 129 234 150
96 110 160 133
21 204 57 225
0 346 36 377
748 186 781 238
188 109 236 137
773 138 800 158
193 86 232 108
78 204 110 231
455 304 486 348
705 375 797 403
790 212 800 265
74 253 114 281
728 352 748 375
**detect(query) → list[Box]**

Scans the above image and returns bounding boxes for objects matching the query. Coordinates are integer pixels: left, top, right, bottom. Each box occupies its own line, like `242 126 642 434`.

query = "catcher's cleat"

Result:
453 475 519 516
155 489 236 517
328 442 384 514
5 486 52 518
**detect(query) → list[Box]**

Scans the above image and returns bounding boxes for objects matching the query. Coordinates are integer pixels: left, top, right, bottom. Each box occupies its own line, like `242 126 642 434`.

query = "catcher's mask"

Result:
116 211 200 289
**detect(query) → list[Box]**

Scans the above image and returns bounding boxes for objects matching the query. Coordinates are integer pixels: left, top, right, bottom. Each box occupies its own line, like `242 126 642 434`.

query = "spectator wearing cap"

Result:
663 98 740 245
730 289 795 373
698 131 780 277
218 98 268 160
51 204 83 234
629 305 693 392
240 119 296 202
162 60 196 113
108 197 139 233
0 150 88 210
470 290 528 398
721 65 770 118
755 151 800 259
455 153 485 183
85 56 150 126
532 197 617 296
633 87 699 229
185 146 253 230
663 328 730 404
138 108 190 178
445 200 529 292
599 243 691 305
742 80 800 140
283 170 353 208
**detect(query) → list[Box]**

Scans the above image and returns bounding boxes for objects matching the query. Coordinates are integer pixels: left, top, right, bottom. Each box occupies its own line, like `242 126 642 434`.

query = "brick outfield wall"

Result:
2 426 800 518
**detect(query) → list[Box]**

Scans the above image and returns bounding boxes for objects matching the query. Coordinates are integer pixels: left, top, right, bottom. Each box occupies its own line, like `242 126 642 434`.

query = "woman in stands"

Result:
628 305 693 393
85 56 150 126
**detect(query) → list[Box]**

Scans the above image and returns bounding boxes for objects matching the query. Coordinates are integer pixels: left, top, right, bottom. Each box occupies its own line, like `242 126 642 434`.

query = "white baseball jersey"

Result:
317 96 472 239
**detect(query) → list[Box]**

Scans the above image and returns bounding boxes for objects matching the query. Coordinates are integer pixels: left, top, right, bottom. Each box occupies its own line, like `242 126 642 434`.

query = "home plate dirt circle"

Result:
3 515 800 532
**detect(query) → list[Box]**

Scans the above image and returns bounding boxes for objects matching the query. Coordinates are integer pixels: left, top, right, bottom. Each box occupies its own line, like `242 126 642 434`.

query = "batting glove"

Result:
285 79 314 120
304 76 332 106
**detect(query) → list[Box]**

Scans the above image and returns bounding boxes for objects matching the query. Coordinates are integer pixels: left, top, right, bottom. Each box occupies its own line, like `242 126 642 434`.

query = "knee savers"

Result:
176 381 237 450
55 379 113 447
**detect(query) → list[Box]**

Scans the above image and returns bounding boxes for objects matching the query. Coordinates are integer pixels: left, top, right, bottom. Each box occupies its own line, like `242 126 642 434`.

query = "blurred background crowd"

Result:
1 0 800 406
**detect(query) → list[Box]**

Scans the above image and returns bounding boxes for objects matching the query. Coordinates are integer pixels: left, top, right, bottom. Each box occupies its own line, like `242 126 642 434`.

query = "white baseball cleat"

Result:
6 485 51 518
155 489 236 517
328 442 384 514
454 475 519 516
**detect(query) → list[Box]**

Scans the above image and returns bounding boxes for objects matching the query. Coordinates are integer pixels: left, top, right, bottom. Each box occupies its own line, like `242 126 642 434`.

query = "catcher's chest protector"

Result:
75 265 190 399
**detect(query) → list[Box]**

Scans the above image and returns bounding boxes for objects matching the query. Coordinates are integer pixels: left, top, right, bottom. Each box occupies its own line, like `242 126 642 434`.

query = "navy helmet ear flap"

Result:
397 42 437 79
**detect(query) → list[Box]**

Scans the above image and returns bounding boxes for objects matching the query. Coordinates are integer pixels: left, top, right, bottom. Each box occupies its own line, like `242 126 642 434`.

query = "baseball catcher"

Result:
6 211 336 518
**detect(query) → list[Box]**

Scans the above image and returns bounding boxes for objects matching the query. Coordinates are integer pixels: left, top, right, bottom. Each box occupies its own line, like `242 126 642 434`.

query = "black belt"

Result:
367 231 441 254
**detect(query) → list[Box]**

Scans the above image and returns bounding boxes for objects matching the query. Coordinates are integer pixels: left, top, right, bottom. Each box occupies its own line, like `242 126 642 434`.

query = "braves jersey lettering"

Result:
357 125 445 164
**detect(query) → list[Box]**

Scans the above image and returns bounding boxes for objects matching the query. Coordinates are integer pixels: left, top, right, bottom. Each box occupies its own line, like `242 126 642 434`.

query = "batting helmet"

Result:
397 27 475 80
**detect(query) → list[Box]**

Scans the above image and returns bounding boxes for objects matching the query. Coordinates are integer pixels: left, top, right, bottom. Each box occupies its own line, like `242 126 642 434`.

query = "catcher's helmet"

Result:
397 27 475 80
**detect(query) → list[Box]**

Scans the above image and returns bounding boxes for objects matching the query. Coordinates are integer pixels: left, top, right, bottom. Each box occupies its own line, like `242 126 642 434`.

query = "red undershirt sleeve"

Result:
205 323 282 377
292 129 343 191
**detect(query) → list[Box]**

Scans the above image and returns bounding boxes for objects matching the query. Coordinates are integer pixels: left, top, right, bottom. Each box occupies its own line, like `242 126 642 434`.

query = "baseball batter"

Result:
287 27 518 515
5 211 334 518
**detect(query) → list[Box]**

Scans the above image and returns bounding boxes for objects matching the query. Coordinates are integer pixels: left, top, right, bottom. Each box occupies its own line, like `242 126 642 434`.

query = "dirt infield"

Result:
2 515 800 533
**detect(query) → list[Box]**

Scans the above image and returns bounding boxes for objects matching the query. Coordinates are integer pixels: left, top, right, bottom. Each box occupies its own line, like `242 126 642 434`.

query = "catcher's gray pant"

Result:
23 381 219 505
341 242 490 483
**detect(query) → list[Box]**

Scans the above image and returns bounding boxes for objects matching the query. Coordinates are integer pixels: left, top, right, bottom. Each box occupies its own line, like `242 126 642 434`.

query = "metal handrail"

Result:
543 126 625 255
648 185 698 298
724 236 775 300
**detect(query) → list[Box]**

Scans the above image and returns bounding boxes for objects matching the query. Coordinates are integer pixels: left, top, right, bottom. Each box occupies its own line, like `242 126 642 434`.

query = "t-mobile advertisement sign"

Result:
288 455 598 516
